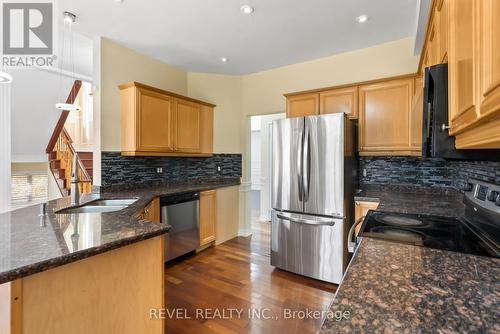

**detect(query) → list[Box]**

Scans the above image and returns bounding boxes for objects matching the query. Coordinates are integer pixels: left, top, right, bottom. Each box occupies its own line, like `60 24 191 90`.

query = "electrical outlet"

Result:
216 165 221 173
157 167 163 174
362 169 367 177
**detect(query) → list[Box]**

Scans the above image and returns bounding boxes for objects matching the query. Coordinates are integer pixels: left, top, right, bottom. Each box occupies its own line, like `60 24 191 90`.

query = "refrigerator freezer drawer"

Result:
270 211 345 284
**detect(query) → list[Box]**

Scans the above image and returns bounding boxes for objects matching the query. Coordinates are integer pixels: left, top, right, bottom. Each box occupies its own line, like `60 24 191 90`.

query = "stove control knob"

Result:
496 195 500 207
462 182 474 192
487 190 499 202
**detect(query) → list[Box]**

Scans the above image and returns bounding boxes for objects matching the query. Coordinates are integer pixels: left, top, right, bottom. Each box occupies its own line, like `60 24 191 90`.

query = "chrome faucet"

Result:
70 155 80 206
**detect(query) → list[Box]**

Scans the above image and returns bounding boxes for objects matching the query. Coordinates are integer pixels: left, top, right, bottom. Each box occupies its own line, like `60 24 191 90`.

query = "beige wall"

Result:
100 38 188 151
240 37 419 117
187 73 242 154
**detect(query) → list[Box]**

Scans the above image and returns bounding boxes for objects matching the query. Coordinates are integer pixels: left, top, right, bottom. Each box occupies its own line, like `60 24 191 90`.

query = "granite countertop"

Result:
320 238 500 333
0 178 240 284
319 184 500 333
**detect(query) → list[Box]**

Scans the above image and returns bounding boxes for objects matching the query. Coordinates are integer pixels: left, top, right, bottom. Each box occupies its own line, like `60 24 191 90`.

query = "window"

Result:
11 172 48 209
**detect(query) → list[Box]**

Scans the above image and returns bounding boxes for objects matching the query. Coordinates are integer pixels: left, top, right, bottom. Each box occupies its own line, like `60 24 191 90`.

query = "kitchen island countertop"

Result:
0 178 240 284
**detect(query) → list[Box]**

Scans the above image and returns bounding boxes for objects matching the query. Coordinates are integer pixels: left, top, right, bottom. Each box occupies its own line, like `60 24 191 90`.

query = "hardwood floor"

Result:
164 221 337 334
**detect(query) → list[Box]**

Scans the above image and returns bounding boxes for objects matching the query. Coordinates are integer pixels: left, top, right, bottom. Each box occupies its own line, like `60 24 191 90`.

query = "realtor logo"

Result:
2 1 53 55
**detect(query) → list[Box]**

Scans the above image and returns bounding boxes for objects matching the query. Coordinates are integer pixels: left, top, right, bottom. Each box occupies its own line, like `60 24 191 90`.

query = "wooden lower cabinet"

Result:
359 76 420 156
2 237 165 334
199 190 216 246
354 201 379 236
143 198 160 223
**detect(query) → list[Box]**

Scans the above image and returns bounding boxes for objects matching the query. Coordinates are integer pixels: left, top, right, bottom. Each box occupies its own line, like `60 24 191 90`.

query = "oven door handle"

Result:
347 216 365 253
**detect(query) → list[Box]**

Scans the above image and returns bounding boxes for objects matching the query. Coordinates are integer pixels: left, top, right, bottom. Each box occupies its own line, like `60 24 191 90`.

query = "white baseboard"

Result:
238 228 252 237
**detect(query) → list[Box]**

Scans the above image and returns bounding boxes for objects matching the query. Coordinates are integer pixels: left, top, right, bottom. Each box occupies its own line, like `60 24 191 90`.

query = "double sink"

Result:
57 198 138 214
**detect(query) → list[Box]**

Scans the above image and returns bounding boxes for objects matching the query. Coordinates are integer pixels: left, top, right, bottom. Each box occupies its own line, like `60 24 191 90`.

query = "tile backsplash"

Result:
101 152 242 187
360 157 500 190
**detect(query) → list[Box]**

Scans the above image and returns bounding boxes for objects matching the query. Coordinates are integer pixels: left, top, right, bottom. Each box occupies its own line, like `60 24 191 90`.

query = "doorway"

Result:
249 113 285 231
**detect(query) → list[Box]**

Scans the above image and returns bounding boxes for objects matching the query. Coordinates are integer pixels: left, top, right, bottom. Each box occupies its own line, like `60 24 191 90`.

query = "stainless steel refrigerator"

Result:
271 113 356 284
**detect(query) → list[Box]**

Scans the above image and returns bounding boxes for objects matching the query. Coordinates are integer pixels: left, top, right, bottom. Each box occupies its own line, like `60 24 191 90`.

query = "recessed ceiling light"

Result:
220 57 229 63
0 71 13 84
114 0 124 2
356 15 369 23
240 5 254 15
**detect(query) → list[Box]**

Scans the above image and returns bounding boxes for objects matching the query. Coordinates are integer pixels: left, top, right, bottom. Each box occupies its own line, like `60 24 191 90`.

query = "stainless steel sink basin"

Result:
88 199 138 206
56 198 138 214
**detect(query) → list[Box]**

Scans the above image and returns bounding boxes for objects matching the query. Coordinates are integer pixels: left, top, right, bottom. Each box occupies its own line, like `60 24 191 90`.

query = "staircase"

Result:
48 129 92 196
49 151 69 196
77 152 93 178
46 80 92 197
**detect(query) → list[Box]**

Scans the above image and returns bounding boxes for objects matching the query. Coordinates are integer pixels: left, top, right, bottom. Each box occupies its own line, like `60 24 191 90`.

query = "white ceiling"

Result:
60 0 419 75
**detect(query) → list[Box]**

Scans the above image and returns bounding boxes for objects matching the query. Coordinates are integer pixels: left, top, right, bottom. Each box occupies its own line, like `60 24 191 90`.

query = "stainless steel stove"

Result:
358 179 500 258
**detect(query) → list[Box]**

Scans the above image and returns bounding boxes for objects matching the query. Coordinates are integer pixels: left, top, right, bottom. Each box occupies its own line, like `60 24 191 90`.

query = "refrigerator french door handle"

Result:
276 212 338 226
302 124 311 202
297 123 304 202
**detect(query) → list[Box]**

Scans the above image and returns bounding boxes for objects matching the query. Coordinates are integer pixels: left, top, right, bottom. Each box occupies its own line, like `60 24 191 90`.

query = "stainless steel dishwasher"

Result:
161 192 200 262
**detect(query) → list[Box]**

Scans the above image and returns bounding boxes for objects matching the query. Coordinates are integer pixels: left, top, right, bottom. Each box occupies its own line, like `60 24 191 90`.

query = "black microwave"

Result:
422 63 500 161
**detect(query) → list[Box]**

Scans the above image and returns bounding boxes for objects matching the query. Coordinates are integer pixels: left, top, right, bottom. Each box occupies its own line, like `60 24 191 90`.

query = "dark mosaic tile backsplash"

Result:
102 151 498 191
101 152 242 187
360 157 500 190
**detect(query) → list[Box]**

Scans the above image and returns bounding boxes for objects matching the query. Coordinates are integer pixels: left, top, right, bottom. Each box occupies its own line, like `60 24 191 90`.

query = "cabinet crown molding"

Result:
118 81 216 108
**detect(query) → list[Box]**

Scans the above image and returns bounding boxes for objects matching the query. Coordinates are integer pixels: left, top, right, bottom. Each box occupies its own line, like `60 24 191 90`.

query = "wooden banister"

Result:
46 79 92 195
59 130 92 182
46 80 82 153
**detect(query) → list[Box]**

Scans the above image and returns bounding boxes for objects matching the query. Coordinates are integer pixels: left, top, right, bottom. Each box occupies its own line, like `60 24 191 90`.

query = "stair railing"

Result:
55 129 92 194
46 80 92 195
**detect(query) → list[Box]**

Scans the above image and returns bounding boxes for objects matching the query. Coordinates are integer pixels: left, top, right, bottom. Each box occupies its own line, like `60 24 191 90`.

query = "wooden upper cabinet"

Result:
437 0 449 63
319 86 358 119
418 0 449 74
286 93 319 118
173 98 201 153
478 0 500 118
427 21 440 66
199 190 216 246
416 0 500 148
119 82 215 156
454 0 500 149
200 105 214 154
448 0 478 134
136 88 173 152
359 77 418 156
